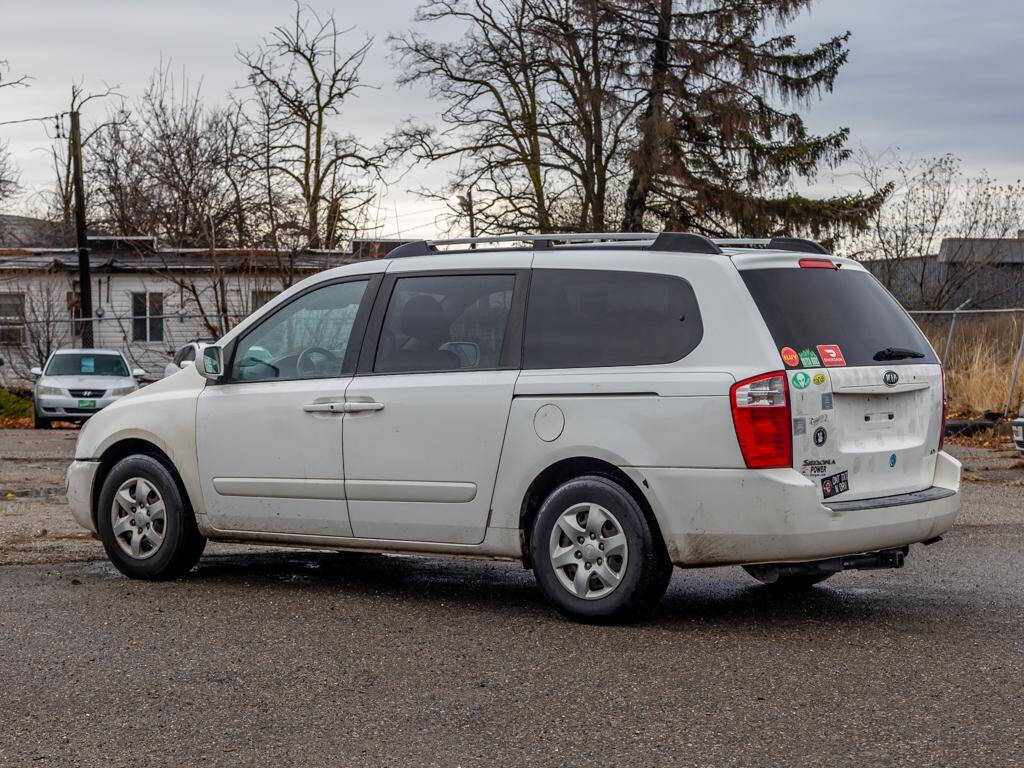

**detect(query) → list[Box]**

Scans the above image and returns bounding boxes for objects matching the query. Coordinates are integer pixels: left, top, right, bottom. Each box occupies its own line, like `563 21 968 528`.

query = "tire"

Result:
530 475 670 623
742 565 834 589
33 410 51 429
96 454 206 580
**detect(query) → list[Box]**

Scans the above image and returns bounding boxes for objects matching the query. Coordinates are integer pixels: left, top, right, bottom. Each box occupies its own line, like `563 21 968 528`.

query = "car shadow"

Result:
151 548 979 632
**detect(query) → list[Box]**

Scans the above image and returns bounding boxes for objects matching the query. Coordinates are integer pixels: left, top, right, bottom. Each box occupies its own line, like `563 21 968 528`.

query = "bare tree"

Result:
238 2 383 249
6 274 75 378
392 0 637 234
849 150 1024 309
0 59 30 209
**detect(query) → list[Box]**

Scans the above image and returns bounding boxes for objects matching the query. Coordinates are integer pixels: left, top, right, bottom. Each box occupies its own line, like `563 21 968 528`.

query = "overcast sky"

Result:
1 0 1022 238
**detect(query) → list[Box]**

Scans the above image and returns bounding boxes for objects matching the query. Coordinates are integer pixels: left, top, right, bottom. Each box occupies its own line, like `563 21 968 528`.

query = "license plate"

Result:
77 399 97 409
1014 426 1024 442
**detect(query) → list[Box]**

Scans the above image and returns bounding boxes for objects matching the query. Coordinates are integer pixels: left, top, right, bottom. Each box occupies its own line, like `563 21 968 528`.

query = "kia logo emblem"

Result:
882 370 899 387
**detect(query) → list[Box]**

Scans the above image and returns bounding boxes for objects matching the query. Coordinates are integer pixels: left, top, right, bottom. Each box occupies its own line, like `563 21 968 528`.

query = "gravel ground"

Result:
1 428 1022 766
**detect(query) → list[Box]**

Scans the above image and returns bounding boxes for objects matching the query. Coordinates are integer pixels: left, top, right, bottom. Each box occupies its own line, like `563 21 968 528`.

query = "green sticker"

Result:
798 348 821 367
792 371 811 390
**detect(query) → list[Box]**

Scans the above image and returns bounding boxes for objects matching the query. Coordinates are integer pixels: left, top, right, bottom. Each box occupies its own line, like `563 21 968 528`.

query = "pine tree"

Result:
618 0 885 241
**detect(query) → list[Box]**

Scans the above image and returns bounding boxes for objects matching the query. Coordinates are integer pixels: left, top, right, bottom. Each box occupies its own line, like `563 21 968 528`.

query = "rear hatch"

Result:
740 261 943 503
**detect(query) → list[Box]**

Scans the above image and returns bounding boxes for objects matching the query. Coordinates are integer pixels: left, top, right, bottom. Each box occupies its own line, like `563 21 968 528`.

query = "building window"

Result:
131 292 164 342
0 292 25 346
251 290 277 312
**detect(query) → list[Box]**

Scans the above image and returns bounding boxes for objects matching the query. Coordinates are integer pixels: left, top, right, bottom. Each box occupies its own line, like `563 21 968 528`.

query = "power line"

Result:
0 112 67 129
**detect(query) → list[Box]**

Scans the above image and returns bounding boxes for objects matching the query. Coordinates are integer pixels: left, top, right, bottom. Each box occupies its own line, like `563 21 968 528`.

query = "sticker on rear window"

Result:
791 371 811 389
821 470 849 499
780 347 799 367
798 348 820 367
816 344 846 367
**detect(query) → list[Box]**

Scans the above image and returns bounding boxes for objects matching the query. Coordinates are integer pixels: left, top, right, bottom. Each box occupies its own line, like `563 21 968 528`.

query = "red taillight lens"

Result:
798 258 838 269
730 371 792 469
939 367 947 452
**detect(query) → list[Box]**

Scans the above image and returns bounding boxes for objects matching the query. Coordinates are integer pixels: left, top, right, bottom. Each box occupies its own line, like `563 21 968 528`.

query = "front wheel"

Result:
530 475 670 623
96 454 206 580
33 410 51 429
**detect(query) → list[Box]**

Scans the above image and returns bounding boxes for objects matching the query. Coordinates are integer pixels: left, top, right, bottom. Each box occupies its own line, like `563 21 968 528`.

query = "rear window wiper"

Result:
873 347 925 361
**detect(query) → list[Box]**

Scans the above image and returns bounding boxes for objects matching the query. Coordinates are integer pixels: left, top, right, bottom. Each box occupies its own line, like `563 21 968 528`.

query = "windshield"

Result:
45 353 130 377
740 268 937 368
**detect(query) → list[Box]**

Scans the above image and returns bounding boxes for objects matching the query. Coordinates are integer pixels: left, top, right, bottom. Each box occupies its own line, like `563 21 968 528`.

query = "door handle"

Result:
303 401 345 413
343 401 384 413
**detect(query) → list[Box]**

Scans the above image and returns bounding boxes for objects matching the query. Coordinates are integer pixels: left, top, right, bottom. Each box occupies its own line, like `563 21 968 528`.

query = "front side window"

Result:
131 292 164 342
46 353 129 377
524 269 703 369
231 279 368 382
0 292 25 346
374 274 515 374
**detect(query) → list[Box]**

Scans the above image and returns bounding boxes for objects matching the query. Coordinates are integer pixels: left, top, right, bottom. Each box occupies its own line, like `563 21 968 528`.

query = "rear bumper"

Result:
67 460 100 534
623 451 962 567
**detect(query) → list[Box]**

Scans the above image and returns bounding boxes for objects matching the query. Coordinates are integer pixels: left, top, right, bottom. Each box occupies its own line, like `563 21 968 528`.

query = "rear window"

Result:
740 268 937 367
524 269 703 369
46 353 129 377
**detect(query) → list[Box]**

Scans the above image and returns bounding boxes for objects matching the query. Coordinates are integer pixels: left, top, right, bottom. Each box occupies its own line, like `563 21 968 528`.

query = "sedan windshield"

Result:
45 353 129 377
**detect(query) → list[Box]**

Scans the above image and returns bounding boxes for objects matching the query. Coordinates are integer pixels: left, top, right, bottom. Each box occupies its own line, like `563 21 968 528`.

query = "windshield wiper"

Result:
873 347 925 361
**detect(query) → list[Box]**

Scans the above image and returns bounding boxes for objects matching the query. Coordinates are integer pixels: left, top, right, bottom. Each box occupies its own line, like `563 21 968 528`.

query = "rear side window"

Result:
374 274 516 374
524 269 703 369
740 268 937 367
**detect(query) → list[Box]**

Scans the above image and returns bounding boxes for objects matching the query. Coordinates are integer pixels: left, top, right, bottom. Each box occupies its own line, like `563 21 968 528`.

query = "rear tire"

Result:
743 565 834 589
96 454 206 580
530 475 670 623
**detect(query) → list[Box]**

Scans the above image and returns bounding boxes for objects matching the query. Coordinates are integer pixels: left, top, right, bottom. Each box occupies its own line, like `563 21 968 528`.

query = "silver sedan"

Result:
31 349 145 428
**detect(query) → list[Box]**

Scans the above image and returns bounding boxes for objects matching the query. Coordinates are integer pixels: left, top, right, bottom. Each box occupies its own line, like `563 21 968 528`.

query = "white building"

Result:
0 235 402 387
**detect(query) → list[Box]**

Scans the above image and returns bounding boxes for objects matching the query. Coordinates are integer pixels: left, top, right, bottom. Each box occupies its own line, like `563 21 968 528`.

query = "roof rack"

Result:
386 232 722 258
385 232 826 258
713 237 829 255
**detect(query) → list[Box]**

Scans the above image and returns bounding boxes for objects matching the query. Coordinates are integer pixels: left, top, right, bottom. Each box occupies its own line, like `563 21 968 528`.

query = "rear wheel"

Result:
743 564 834 589
96 454 206 580
530 475 670 623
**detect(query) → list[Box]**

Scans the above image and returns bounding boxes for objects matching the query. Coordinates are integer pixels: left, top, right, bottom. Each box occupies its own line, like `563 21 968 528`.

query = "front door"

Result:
197 276 376 536
343 269 527 544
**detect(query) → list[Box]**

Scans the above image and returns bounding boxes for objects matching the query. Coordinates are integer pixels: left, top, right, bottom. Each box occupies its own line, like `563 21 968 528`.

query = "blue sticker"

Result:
889 453 897 468
81 356 94 373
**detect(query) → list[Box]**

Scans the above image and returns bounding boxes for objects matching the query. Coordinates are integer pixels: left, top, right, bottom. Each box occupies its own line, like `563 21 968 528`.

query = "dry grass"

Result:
919 314 1024 417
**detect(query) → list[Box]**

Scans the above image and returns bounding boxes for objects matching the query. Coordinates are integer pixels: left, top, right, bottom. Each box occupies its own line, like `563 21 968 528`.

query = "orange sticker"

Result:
780 347 800 367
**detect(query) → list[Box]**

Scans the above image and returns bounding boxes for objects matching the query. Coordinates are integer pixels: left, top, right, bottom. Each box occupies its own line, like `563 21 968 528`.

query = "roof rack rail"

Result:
386 231 722 258
712 236 829 255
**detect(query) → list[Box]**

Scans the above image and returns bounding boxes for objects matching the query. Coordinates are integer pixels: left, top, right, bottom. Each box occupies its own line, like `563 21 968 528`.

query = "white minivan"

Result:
66 233 961 621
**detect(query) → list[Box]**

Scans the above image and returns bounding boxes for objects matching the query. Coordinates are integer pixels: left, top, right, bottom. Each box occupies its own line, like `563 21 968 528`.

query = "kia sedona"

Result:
66 233 961 622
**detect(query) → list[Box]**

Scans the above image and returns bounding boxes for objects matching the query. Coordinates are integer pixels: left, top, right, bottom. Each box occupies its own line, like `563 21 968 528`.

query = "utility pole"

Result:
69 110 94 347
458 189 476 248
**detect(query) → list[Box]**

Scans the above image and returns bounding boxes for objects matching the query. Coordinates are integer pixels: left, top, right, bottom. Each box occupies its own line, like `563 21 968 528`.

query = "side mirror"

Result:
132 368 147 378
29 366 42 377
199 346 225 380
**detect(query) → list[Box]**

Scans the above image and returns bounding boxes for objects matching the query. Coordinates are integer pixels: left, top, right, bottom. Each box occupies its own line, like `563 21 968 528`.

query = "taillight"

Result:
939 367 947 451
798 258 838 269
730 371 792 469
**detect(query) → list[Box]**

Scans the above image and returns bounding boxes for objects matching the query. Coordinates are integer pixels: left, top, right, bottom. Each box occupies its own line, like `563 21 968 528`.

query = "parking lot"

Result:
2 428 1023 766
